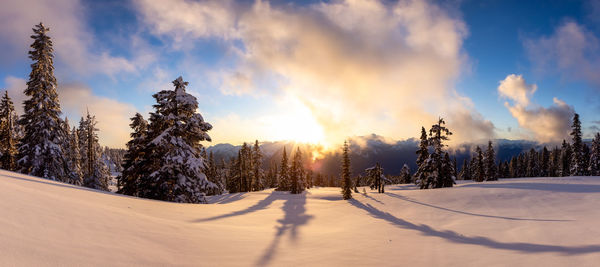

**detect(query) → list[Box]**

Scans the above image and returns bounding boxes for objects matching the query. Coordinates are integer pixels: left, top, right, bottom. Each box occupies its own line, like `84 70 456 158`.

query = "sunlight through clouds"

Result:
135 0 495 147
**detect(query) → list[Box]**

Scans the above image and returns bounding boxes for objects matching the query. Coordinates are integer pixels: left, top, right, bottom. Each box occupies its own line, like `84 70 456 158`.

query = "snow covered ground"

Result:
1 169 600 266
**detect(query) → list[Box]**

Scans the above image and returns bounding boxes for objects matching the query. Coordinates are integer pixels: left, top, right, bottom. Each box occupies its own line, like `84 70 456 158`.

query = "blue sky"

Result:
1 0 600 148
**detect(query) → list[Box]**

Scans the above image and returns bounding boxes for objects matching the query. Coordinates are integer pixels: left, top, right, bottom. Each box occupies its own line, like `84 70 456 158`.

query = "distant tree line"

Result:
457 113 600 180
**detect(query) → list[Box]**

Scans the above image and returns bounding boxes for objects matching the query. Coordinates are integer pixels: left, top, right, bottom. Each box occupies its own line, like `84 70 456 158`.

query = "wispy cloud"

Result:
0 0 145 77
525 21 600 87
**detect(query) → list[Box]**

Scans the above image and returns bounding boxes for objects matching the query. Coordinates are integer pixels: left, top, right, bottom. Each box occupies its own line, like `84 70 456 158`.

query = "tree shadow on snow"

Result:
349 199 600 255
255 193 313 266
207 192 248 204
385 192 570 222
361 193 384 205
193 191 285 222
460 182 600 193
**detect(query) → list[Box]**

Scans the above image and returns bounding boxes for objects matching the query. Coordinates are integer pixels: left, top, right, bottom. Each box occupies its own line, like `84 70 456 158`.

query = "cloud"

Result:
498 74 537 106
0 0 142 77
135 0 495 146
2 76 136 148
525 21 600 86
498 74 574 143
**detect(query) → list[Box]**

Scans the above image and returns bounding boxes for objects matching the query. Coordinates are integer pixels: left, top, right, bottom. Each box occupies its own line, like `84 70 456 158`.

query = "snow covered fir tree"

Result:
17 23 69 181
415 117 455 189
134 76 217 203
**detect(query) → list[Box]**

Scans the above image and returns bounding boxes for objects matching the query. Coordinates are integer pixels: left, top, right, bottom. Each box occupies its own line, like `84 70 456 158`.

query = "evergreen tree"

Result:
441 153 455 187
0 91 18 171
484 140 497 181
251 140 264 191
205 151 224 195
415 127 429 167
459 159 470 180
417 118 453 189
306 169 313 189
80 111 109 191
400 164 412 183
582 144 590 176
473 146 484 182
289 147 304 194
366 163 386 193
549 147 560 177
118 113 148 195
570 113 584 175
17 23 68 181
469 156 477 179
452 157 458 181
590 133 600 176
540 147 550 177
509 156 517 178
560 140 572 177
526 148 539 177
137 77 216 203
341 140 352 199
61 118 82 185
277 147 290 191
266 160 278 188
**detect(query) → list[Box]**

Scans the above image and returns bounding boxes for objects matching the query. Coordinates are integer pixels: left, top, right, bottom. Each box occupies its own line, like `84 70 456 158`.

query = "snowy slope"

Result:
1 170 600 266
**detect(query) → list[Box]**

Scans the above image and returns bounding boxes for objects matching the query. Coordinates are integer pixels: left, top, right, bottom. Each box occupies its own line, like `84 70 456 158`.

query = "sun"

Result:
261 97 326 145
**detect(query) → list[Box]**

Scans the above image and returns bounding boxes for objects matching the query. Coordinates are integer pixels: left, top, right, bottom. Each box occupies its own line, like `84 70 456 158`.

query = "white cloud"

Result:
0 0 142 77
525 21 600 86
498 74 537 106
135 0 495 145
498 74 574 143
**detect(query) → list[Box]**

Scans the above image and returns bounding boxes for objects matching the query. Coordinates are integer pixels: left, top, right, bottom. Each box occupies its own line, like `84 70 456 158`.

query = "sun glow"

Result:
261 97 326 145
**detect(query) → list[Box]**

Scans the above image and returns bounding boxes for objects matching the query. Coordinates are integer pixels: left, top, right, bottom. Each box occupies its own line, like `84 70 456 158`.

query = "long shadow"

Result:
349 199 600 255
387 184 419 191
193 191 284 222
255 193 313 266
207 192 248 204
385 192 570 222
362 193 384 205
460 182 600 193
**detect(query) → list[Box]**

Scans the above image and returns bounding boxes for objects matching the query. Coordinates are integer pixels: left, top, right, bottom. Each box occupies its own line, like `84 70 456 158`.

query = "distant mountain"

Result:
206 135 557 177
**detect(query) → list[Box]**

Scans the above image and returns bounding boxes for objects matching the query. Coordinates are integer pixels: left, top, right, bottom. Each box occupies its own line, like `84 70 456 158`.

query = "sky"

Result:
1 0 600 148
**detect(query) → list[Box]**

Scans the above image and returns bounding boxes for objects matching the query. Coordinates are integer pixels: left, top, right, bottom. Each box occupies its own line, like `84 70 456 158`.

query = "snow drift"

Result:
1 169 600 266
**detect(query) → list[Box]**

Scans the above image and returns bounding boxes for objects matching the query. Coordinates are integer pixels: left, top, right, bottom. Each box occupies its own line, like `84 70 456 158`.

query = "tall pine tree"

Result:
290 147 304 194
17 23 68 181
484 141 497 181
341 140 352 200
80 111 109 191
251 140 263 191
277 147 290 191
473 146 484 182
118 113 148 195
570 113 584 175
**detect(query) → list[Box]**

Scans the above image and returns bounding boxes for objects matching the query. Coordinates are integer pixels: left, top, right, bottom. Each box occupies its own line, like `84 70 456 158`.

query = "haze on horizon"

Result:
1 0 600 149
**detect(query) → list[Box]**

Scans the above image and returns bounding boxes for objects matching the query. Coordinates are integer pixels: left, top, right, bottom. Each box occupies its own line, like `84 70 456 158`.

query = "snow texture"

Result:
2 170 600 266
